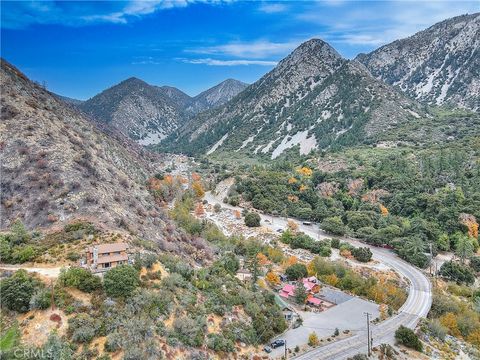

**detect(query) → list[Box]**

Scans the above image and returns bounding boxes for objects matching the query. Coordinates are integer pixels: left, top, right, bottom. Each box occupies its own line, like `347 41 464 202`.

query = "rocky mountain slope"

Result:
357 13 480 111
54 94 84 106
79 78 248 146
0 59 210 258
79 77 186 146
186 78 248 114
163 39 425 158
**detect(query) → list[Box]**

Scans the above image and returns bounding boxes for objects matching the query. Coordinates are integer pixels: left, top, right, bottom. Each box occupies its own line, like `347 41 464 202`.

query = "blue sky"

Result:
1 1 478 100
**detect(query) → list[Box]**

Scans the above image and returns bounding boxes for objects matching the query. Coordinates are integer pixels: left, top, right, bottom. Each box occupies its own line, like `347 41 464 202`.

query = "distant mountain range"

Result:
75 78 247 145
162 13 479 158
357 13 479 111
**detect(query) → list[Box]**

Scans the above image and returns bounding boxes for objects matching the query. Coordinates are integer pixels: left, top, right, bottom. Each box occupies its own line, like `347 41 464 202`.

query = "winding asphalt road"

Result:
205 192 432 359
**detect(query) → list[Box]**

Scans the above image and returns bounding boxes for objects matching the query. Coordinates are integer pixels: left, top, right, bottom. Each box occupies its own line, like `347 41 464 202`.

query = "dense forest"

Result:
221 141 480 269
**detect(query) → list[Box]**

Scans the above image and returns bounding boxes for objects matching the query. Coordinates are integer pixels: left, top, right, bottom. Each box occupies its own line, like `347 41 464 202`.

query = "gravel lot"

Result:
270 297 379 358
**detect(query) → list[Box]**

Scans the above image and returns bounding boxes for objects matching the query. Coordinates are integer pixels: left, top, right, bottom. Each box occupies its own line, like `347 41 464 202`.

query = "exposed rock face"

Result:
163 39 423 158
357 13 480 111
186 79 248 114
80 77 185 145
0 59 211 259
79 78 248 145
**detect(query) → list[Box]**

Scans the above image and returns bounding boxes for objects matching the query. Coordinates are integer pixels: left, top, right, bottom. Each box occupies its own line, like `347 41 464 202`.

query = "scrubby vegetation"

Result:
228 142 480 268
395 325 423 351
426 283 480 352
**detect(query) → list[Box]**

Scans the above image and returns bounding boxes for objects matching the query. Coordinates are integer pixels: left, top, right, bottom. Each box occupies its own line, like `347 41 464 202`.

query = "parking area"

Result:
269 297 379 358
316 286 353 305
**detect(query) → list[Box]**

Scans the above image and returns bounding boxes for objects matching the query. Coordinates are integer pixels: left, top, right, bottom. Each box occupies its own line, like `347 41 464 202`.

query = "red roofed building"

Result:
279 277 320 299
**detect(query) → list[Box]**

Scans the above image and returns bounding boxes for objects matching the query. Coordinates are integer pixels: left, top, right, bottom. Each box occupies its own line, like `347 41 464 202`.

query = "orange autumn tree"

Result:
195 203 205 216
233 209 241 219
440 312 461 337
288 177 298 184
256 253 269 266
379 204 389 216
297 167 313 177
283 255 298 268
459 213 479 239
192 181 205 198
265 271 281 286
191 172 201 182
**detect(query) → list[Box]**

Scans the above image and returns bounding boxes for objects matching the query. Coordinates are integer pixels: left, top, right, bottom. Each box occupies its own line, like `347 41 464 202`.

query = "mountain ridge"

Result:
356 12 480 111
161 38 425 158
79 77 248 145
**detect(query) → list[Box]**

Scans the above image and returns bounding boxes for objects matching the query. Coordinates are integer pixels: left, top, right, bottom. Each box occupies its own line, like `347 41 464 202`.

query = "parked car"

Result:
263 346 272 353
276 228 283 233
271 339 285 348
302 221 312 226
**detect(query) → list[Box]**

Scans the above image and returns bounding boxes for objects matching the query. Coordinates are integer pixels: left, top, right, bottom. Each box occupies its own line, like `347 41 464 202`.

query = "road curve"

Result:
204 191 432 359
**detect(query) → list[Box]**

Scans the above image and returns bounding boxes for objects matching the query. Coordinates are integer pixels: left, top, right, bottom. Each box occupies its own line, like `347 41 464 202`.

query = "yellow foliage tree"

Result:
340 249 352 258
308 332 320 346
467 329 480 347
192 181 205 198
380 204 389 216
267 247 284 263
288 195 299 202
297 167 313 177
287 220 298 231
324 273 339 287
257 253 269 266
283 256 298 268
440 312 461 337
288 177 297 184
299 184 308 192
265 271 281 286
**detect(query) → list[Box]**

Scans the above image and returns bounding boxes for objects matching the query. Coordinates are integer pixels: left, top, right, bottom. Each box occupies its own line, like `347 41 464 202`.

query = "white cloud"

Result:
2 0 225 28
189 40 298 58
297 1 479 47
258 3 288 13
182 58 278 66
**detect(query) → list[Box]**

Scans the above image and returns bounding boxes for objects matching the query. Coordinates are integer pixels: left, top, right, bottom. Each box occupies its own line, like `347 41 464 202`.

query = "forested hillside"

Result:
221 139 480 268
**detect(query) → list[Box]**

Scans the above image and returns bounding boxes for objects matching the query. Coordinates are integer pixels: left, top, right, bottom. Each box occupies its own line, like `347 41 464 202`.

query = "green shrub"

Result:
439 261 475 285
351 247 372 262
395 325 422 351
285 263 308 280
0 270 39 312
30 288 51 310
321 217 345 235
206 333 235 352
68 313 101 343
103 265 139 298
59 267 102 293
244 212 261 227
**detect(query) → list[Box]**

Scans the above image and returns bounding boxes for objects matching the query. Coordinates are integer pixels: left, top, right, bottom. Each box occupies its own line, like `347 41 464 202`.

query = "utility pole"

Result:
364 312 371 356
284 339 287 360
50 280 55 311
429 243 434 276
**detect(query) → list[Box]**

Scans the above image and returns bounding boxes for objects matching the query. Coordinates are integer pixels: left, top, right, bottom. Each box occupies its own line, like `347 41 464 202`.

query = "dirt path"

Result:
0 264 64 278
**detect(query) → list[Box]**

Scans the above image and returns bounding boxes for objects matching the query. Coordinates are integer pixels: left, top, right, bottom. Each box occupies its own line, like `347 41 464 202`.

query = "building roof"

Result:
302 280 317 291
307 297 322 306
280 284 296 297
96 253 128 264
87 243 128 254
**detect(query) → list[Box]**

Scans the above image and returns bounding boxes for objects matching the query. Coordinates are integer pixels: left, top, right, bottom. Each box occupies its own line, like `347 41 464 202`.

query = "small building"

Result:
235 268 252 282
279 284 296 299
86 243 129 271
